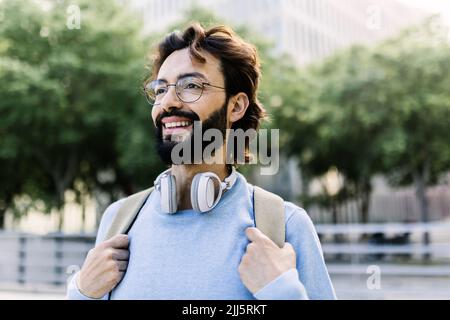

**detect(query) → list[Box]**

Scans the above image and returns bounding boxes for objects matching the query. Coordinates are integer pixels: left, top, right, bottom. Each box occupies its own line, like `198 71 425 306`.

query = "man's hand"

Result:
238 227 296 294
77 234 130 299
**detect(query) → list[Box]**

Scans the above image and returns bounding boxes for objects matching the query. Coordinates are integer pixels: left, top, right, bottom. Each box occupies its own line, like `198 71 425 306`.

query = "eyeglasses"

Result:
143 76 226 106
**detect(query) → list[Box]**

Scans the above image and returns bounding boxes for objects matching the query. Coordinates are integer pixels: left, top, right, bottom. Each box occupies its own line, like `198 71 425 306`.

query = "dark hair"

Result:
148 22 267 163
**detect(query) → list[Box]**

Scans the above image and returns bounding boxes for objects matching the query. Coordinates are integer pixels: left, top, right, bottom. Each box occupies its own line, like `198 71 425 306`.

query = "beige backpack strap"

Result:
253 186 286 248
103 187 154 241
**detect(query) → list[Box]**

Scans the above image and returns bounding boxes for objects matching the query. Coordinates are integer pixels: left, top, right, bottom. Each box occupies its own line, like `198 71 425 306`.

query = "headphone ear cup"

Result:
190 174 202 212
191 174 219 213
160 174 177 214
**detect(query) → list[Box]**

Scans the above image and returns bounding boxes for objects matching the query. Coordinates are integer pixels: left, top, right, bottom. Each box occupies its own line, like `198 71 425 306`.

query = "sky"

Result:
396 0 450 24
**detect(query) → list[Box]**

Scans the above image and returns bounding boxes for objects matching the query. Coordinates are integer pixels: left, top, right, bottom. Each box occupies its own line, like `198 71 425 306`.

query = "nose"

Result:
160 85 182 113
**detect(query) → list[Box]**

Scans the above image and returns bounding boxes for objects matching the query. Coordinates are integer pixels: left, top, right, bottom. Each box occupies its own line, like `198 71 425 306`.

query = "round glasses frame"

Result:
143 77 226 106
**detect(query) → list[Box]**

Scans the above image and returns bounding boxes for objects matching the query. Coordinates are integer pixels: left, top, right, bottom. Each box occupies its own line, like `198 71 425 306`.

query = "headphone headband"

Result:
223 167 237 190
154 168 171 191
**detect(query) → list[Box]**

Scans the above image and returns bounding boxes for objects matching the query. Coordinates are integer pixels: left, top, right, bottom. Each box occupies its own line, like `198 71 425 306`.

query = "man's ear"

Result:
229 93 250 124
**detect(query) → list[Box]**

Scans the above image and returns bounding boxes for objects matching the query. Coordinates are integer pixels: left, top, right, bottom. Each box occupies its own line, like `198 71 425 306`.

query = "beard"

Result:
154 97 229 165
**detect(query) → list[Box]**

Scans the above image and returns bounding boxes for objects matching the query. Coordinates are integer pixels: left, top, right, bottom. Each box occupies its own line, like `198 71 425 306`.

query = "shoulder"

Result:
96 188 156 243
283 201 320 244
99 187 155 227
94 197 127 245
284 201 313 227
101 198 127 226
246 182 315 230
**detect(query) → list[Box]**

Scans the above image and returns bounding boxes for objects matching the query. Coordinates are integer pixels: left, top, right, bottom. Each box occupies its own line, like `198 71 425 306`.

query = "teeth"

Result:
165 121 192 128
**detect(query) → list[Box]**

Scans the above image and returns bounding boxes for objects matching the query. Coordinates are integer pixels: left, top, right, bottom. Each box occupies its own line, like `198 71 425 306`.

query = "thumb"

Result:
282 242 296 254
245 227 272 244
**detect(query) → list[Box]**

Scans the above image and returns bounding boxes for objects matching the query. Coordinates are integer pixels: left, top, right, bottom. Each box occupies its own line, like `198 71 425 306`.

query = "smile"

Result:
163 120 193 129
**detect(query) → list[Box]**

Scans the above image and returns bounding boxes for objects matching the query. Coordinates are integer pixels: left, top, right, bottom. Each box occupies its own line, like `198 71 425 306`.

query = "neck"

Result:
171 163 230 210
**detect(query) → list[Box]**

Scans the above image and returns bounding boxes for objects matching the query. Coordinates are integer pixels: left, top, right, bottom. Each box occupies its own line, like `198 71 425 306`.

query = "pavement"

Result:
1 274 450 300
330 274 450 299
0 283 66 300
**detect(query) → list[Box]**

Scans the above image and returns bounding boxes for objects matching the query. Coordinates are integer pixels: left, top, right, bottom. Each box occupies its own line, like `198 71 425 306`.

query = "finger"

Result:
106 234 129 249
112 249 130 261
116 260 129 271
245 227 271 244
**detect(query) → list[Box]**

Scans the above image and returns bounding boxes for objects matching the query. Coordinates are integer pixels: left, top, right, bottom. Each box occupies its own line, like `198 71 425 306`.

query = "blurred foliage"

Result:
374 18 450 186
277 16 450 222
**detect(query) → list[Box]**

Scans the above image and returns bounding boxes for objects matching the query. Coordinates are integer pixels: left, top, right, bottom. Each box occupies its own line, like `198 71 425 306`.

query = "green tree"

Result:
276 17 450 226
373 17 450 246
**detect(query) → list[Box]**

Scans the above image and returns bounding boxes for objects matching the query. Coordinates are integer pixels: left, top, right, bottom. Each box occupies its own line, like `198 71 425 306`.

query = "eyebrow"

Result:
157 72 209 83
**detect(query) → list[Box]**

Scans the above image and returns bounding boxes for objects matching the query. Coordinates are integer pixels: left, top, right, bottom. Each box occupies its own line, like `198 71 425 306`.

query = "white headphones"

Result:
154 167 237 214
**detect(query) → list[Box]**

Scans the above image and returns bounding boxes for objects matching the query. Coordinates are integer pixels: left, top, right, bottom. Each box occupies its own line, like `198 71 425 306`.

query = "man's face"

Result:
151 48 230 164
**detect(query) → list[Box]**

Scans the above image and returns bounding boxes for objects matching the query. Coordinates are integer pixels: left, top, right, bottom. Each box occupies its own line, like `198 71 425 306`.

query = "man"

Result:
66 23 336 300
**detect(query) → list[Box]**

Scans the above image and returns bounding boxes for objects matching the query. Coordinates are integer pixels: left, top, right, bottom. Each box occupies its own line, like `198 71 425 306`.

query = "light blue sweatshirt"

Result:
66 172 336 300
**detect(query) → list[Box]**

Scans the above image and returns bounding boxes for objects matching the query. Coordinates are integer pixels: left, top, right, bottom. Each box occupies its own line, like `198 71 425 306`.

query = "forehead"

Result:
156 48 223 84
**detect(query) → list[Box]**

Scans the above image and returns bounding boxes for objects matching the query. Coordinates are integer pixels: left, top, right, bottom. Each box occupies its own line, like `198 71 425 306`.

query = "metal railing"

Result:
316 221 450 276
0 233 95 287
1 221 449 288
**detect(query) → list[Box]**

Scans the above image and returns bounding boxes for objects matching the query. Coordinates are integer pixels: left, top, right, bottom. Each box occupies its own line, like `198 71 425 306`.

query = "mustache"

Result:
155 109 200 128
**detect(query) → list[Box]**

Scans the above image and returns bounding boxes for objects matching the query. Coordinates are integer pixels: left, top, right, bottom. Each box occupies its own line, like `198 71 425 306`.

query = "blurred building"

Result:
135 0 428 65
